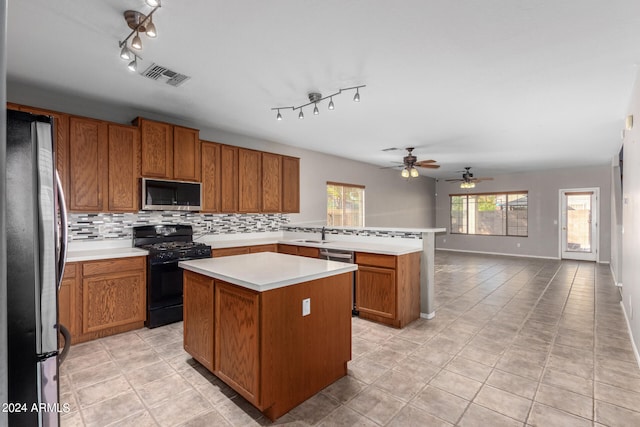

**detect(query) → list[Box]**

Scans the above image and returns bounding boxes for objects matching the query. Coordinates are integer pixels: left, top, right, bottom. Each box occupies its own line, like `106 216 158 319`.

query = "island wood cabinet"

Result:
182 269 352 420
60 257 147 345
355 251 421 328
134 117 201 181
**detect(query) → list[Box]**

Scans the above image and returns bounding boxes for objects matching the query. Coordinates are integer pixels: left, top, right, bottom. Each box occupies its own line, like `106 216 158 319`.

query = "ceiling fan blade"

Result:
445 178 463 182
415 159 437 166
471 177 493 182
416 164 440 169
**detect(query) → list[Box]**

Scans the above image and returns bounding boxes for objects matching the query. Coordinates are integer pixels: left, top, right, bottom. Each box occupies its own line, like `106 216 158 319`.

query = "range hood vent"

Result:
141 63 191 87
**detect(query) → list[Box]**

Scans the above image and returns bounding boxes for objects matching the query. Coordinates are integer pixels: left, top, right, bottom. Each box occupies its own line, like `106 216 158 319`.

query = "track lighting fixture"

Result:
271 85 365 120
118 4 161 70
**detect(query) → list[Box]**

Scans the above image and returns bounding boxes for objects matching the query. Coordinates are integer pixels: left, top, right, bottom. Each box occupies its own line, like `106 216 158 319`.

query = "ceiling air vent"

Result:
141 63 191 87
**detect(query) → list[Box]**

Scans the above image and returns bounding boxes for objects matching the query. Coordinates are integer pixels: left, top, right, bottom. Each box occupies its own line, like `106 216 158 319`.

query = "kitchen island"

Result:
178 252 358 421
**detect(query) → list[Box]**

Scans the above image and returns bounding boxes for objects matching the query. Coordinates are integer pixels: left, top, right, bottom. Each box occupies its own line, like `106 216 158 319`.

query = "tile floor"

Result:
59 251 640 426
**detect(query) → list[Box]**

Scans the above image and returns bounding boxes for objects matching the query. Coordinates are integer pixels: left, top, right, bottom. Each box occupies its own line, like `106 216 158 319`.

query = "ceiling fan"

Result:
391 147 440 178
445 167 493 188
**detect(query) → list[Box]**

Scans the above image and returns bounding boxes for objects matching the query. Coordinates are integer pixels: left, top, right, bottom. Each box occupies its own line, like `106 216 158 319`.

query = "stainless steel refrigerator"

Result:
6 109 69 426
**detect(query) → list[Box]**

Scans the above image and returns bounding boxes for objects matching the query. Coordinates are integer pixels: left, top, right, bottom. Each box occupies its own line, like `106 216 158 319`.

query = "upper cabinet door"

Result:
173 126 201 182
108 124 140 212
201 141 221 213
238 148 261 213
220 145 239 213
261 153 281 213
281 156 300 213
68 117 108 212
136 118 173 179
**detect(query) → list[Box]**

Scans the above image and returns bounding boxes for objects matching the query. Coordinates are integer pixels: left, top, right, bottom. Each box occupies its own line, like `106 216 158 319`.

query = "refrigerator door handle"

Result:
55 171 68 289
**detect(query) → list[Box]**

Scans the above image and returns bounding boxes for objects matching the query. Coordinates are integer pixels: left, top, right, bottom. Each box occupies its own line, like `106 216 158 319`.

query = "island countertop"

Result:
179 252 358 292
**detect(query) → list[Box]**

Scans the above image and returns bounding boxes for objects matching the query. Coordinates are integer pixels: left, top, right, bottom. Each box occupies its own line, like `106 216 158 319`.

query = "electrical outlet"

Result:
443 238 446 243
302 298 311 316
516 242 521 248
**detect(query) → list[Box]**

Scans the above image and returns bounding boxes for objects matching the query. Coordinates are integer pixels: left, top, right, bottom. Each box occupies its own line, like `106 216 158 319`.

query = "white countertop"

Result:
179 252 358 292
278 239 422 255
66 240 148 263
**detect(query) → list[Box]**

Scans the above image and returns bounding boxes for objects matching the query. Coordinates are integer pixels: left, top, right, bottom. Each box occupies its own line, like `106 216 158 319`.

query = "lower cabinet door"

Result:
183 271 215 371
82 270 146 334
356 266 396 319
215 281 260 406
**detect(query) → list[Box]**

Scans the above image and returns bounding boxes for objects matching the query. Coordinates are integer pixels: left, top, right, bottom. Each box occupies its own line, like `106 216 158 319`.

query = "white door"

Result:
560 188 599 261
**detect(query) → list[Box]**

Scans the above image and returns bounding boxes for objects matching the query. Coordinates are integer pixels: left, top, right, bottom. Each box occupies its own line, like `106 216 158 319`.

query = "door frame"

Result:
558 187 599 262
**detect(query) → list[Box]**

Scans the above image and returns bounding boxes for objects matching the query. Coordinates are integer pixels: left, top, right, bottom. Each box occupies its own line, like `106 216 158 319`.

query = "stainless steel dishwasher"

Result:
319 248 358 316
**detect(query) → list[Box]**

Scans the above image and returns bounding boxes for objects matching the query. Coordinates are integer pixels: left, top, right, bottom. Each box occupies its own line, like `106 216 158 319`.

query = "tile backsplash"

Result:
68 211 290 241
282 226 423 239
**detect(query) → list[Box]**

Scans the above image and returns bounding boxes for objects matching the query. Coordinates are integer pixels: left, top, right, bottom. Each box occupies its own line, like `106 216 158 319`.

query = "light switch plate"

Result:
302 298 311 316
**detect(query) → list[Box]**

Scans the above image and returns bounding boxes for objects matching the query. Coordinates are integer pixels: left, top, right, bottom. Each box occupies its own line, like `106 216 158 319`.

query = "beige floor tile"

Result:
486 369 538 400
105 410 158 427
458 403 523 427
411 385 469 424
316 405 379 427
473 385 532 422
445 356 493 382
430 369 483 400
321 375 366 403
372 369 426 401
136 372 196 407
595 400 640 426
347 357 388 384
527 402 592 427
81 391 146 427
123 360 176 388
595 381 640 412
347 386 405 425
391 355 441 382
534 383 593 419
288 393 340 425
387 404 453 427
76 375 132 408
69 360 121 389
149 389 211 427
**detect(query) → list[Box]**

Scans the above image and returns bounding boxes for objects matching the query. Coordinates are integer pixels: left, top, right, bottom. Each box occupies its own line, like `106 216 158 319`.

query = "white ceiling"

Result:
7 0 640 179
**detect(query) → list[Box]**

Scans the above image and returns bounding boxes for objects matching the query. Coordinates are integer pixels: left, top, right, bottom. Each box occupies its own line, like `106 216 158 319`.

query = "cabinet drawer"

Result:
212 247 252 257
63 262 78 279
249 244 278 253
82 256 145 276
298 247 320 258
355 252 396 269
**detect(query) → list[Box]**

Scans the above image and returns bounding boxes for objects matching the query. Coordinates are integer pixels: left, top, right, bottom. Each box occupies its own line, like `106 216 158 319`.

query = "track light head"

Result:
146 19 157 38
298 110 304 119
131 31 142 50
353 88 360 102
328 97 335 110
128 57 138 72
276 110 282 121
120 45 132 60
146 0 161 6
313 104 319 115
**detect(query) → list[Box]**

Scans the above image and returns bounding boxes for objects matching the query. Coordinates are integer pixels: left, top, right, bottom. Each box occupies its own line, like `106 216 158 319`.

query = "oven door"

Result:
148 260 184 310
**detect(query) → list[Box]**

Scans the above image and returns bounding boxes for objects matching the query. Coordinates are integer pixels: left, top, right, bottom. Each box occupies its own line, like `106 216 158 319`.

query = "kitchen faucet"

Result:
321 226 326 241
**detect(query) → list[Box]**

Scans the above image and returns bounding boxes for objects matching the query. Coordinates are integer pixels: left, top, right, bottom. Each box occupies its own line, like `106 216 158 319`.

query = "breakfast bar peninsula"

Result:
178 252 358 420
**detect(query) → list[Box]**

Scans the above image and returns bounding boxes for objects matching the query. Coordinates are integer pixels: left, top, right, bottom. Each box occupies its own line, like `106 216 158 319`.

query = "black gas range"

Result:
133 225 211 328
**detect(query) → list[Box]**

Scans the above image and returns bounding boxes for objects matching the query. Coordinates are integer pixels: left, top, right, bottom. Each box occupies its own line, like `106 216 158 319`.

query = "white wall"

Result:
435 166 612 260
7 81 436 228
621 70 640 360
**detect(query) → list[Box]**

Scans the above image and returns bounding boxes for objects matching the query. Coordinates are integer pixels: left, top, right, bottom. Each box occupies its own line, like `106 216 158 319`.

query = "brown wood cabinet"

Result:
108 124 140 212
212 244 277 257
68 116 108 211
238 148 261 213
182 270 352 420
201 141 221 212
261 152 281 212
277 244 320 258
355 251 421 328
135 117 201 181
58 263 78 342
220 145 239 212
173 125 201 181
183 270 215 372
281 156 300 213
62 256 147 345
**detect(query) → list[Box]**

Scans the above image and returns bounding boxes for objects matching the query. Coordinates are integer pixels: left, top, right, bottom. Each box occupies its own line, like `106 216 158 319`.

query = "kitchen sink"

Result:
292 239 331 244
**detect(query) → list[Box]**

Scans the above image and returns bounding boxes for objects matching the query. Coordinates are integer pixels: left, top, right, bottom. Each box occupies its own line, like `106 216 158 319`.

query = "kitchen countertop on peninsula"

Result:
179 252 358 292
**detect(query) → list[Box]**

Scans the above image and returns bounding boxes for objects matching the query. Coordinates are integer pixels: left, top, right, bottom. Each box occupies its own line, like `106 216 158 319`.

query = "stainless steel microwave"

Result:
141 178 202 211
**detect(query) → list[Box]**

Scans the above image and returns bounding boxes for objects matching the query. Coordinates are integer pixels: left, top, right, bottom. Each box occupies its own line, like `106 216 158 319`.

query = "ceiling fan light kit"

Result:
445 167 493 188
118 3 161 71
396 147 439 179
271 85 365 120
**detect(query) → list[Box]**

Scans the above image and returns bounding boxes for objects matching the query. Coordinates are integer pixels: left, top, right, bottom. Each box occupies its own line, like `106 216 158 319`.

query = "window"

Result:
327 182 365 227
450 192 528 236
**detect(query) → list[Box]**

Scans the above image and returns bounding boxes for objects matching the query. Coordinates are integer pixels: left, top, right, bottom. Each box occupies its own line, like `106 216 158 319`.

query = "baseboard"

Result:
420 312 435 320
620 301 640 370
436 247 558 260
